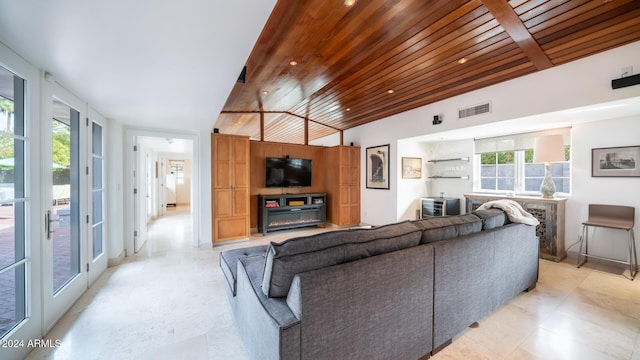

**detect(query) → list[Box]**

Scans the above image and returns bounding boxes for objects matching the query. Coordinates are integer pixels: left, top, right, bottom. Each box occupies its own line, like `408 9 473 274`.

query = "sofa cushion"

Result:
412 214 482 244
472 208 508 230
261 221 422 298
220 245 268 296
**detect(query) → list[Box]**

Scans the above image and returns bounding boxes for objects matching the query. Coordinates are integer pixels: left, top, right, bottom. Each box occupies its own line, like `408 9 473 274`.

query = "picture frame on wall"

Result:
401 157 422 179
366 144 390 189
592 145 640 177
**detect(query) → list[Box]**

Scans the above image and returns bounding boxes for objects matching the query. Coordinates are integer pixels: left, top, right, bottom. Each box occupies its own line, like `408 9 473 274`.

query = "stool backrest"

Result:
588 204 635 228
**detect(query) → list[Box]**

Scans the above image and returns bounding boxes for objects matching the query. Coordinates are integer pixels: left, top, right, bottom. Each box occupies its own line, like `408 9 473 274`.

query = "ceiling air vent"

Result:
458 102 491 119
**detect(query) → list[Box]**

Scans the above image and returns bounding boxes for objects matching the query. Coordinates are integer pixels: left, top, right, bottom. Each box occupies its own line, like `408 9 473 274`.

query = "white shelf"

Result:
427 175 469 179
427 157 469 163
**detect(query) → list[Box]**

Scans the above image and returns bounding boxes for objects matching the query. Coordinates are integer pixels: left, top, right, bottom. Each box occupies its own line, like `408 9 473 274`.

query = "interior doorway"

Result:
125 131 198 256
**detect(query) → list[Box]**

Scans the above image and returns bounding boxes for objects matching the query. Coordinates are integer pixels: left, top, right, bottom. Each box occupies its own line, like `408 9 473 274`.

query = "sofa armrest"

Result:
286 244 435 360
235 256 301 360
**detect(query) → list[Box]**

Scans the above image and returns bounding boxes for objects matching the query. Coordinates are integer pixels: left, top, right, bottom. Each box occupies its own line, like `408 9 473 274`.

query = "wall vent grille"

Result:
458 102 491 119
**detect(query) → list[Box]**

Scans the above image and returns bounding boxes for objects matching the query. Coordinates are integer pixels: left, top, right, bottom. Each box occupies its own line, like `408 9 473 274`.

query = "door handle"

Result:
45 210 59 240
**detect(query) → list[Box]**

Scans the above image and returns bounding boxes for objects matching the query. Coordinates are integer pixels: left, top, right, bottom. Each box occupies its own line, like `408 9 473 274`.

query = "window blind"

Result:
474 127 571 154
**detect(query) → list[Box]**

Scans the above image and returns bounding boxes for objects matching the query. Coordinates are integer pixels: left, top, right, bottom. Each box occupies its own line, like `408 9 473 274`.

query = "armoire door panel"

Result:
339 186 350 206
216 136 232 161
234 166 249 188
350 204 360 224
215 189 233 217
340 165 350 186
349 186 359 204
216 162 232 189
233 138 249 187
233 188 250 216
212 133 250 244
216 217 248 240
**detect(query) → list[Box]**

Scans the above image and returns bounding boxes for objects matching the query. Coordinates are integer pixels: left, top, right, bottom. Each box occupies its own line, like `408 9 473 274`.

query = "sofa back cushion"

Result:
412 214 482 244
472 208 508 230
261 221 422 297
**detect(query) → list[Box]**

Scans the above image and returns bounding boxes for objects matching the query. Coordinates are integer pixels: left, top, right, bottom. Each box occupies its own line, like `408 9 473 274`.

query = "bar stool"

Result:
576 204 637 280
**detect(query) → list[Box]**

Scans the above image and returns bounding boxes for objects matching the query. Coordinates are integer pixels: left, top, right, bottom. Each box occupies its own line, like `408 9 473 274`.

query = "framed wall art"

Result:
366 144 390 189
402 157 422 179
592 145 640 177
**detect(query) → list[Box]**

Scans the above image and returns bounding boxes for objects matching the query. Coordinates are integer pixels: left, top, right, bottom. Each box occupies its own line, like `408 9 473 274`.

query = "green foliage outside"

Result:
0 97 13 131
482 147 571 165
480 151 514 164
0 135 13 160
52 120 71 168
0 116 71 169
523 147 571 163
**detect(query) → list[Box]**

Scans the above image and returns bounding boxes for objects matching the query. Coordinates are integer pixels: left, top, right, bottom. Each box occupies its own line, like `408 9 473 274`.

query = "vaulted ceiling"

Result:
214 0 640 144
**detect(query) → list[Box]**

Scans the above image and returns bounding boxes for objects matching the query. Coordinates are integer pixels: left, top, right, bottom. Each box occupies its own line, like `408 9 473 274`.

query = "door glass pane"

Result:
0 65 27 338
92 223 103 259
52 100 80 293
92 122 104 260
0 265 26 336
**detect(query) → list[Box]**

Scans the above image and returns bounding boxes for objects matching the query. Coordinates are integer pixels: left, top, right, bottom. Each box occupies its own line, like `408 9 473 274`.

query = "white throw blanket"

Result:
477 199 540 226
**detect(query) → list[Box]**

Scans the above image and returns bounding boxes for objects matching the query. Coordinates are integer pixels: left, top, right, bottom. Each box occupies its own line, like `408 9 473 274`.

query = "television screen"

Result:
266 157 312 187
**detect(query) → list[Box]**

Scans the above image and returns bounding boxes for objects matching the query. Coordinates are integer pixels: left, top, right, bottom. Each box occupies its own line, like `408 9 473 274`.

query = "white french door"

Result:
0 57 43 360
87 108 107 286
0 45 109 359
41 82 91 331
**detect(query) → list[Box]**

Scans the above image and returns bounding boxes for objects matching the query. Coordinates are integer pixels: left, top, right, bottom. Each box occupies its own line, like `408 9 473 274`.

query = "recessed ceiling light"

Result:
289 60 298 66
263 91 269 95
387 89 394 94
346 108 351 112
458 57 468 64
344 0 356 6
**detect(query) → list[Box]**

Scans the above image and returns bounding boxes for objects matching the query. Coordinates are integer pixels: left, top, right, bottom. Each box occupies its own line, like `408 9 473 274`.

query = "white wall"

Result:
345 40 640 226
177 159 191 204
424 139 474 213
199 130 212 246
107 119 124 263
401 117 640 262
396 140 429 221
567 116 640 260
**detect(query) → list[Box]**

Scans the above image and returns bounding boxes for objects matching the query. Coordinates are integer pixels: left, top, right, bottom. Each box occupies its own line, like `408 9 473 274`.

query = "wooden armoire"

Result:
324 145 361 226
211 133 250 244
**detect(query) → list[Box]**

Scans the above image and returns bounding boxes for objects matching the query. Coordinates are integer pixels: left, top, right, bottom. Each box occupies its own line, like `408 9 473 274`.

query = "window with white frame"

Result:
169 160 185 185
474 128 571 195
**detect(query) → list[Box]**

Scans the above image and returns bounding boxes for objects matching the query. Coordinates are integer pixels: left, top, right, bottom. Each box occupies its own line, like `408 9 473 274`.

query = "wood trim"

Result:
259 111 264 141
221 110 342 132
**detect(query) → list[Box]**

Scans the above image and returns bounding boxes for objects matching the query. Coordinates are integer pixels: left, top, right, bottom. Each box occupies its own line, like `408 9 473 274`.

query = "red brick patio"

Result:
0 204 73 337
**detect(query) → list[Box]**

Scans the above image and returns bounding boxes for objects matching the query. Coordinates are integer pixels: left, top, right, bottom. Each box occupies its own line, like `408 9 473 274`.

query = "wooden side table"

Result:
465 194 567 262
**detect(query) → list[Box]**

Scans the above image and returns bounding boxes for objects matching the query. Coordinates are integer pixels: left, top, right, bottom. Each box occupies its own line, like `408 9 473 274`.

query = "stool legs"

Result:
629 229 637 280
577 225 637 280
577 224 588 268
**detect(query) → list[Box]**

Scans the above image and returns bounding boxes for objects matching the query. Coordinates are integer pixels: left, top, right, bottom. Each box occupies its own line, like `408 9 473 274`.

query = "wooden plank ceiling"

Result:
215 0 640 144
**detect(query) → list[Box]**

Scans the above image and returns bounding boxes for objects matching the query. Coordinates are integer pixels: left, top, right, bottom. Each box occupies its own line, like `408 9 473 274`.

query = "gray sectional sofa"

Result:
220 208 538 360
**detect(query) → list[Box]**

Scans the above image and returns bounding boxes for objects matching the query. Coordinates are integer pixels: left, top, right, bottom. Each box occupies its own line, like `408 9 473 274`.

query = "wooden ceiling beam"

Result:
481 0 554 70
220 110 342 132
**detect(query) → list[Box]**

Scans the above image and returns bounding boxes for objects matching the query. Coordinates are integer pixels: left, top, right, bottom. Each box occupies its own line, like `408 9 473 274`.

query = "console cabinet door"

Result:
212 133 250 244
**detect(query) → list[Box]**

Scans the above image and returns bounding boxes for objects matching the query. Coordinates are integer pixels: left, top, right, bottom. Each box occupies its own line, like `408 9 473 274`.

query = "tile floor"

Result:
25 206 640 360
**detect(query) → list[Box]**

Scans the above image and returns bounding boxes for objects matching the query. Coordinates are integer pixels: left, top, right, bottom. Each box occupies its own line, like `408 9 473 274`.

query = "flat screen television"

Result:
265 157 312 187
